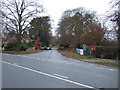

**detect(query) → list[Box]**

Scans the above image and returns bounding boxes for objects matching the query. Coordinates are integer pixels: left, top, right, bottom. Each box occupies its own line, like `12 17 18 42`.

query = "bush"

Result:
58 44 69 50
4 41 17 51
20 41 34 51
21 41 34 48
4 41 32 51
76 43 83 49
20 43 28 51
95 46 118 59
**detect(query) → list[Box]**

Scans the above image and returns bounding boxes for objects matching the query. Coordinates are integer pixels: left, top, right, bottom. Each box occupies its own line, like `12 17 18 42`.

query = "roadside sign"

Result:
76 48 80 54
80 49 84 55
83 44 87 51
91 45 96 51
76 48 84 55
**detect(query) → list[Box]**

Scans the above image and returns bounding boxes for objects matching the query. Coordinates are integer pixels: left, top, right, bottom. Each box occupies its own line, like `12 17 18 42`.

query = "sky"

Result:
41 0 112 36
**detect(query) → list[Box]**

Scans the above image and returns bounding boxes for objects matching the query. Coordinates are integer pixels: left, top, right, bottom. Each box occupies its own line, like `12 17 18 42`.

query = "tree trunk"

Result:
118 20 120 60
16 35 22 51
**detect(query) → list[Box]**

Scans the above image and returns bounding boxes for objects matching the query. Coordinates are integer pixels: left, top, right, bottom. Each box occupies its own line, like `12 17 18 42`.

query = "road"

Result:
2 50 119 88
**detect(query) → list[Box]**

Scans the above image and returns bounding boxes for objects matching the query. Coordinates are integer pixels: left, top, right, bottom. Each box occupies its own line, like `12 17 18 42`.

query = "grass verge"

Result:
94 61 120 67
58 50 119 67
58 50 90 60
0 49 41 54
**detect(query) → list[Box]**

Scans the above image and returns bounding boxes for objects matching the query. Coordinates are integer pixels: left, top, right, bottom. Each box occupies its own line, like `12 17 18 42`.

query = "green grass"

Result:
58 50 119 67
69 52 90 59
95 61 120 67
58 50 90 60
26 48 42 52
1 49 41 54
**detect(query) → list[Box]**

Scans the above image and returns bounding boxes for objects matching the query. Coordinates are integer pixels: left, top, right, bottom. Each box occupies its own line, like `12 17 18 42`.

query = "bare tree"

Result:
108 0 120 59
0 0 44 50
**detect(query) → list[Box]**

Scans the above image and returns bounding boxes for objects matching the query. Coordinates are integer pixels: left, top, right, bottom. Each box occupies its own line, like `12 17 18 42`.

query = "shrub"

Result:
4 41 32 51
95 46 118 59
4 41 17 51
19 41 34 51
76 43 83 49
21 41 34 48
20 43 28 51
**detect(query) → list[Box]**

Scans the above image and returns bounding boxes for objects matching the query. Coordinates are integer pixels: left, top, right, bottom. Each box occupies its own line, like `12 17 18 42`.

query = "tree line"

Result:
56 7 106 48
0 0 52 51
55 0 119 59
0 0 119 59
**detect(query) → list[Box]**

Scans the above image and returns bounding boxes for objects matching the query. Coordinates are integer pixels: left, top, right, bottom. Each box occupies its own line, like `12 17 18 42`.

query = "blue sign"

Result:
76 48 84 55
76 48 80 54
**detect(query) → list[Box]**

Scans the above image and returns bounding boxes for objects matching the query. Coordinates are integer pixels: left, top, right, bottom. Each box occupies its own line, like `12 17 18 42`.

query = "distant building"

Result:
22 31 32 42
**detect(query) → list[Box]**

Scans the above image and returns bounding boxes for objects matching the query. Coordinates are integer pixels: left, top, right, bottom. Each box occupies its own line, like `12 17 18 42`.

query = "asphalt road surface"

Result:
2 50 119 88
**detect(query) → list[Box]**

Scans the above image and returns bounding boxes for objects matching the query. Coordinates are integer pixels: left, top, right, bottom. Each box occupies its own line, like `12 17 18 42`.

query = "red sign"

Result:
91 45 96 51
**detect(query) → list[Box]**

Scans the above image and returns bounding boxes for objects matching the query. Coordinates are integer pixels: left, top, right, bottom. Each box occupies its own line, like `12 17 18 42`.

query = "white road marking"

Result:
63 61 68 63
22 55 26 57
37 58 40 60
96 67 103 69
54 74 68 79
96 67 118 71
41 59 46 61
109 69 114 71
67 62 72 64
31 57 35 59
28 57 32 59
3 54 78 65
3 54 118 72
13 63 18 65
25 56 28 58
32 57 36 59
114 70 118 71
52 60 56 62
57 61 63 63
2 61 96 89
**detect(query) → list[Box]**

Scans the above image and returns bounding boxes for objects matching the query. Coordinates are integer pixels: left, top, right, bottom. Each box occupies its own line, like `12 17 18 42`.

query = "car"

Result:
47 47 51 50
41 47 45 50
41 47 51 50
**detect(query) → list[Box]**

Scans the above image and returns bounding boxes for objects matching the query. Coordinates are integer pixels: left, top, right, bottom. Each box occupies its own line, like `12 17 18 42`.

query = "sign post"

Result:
83 44 86 56
91 45 96 57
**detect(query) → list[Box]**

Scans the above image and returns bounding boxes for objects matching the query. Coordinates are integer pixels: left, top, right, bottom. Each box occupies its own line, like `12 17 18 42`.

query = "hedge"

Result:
94 46 118 59
4 41 34 51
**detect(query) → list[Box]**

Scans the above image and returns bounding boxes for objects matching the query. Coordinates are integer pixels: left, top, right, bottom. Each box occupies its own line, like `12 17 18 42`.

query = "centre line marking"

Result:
2 61 96 89
54 74 68 79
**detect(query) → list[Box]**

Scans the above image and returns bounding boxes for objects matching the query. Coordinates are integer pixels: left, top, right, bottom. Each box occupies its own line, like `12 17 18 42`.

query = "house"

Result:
22 31 32 42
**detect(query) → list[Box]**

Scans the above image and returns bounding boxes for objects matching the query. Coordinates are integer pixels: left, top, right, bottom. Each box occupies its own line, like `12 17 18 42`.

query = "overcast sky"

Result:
41 0 111 35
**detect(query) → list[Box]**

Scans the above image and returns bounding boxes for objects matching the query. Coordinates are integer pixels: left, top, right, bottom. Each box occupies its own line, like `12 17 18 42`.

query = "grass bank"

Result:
0 49 41 54
94 61 120 67
58 50 91 60
58 50 119 67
